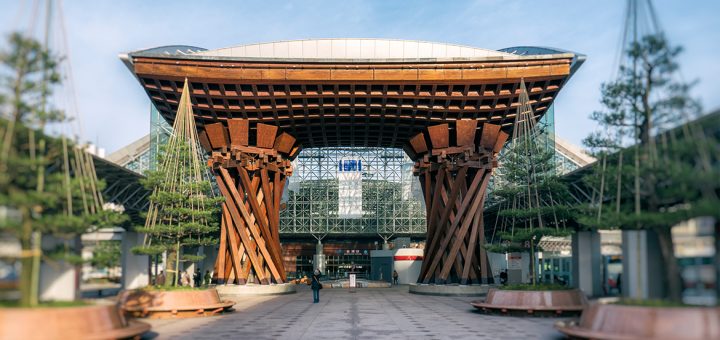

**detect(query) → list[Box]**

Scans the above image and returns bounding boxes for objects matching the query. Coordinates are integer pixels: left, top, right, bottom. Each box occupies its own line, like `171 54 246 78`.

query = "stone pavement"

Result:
142 285 569 340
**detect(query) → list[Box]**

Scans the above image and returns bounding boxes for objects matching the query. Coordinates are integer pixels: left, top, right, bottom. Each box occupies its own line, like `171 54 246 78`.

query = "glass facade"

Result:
280 147 426 236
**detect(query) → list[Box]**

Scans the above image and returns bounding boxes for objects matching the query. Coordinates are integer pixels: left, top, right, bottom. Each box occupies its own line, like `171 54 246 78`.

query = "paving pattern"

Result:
142 286 569 340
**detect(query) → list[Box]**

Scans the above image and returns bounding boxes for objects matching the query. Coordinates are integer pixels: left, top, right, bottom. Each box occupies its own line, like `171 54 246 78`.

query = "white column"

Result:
572 230 602 296
621 230 665 299
121 230 149 289
313 240 326 275
39 236 78 301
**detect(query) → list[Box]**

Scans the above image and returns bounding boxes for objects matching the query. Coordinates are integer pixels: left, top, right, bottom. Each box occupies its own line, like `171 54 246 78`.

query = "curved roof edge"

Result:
121 40 578 64
500 46 586 77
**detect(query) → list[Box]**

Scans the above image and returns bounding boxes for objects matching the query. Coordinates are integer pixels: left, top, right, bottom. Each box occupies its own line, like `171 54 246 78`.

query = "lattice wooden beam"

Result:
413 120 508 284
208 119 298 285
129 54 573 148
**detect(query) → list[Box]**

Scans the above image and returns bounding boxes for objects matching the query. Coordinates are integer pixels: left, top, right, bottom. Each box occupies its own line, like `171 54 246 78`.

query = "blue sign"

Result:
339 159 362 172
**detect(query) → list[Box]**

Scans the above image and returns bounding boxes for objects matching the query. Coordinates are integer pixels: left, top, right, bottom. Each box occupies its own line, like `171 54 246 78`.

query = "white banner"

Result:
338 159 363 218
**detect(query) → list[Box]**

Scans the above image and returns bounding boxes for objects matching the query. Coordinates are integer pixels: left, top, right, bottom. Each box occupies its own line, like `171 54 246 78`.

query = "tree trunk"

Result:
174 241 181 287
165 248 176 288
18 208 36 307
656 227 682 302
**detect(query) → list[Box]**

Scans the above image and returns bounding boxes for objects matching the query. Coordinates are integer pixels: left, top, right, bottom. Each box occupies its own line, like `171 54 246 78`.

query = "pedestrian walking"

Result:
310 269 322 303
392 270 399 285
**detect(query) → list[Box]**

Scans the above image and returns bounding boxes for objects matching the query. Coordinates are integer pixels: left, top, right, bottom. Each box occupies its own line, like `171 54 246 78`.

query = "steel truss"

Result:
280 147 426 236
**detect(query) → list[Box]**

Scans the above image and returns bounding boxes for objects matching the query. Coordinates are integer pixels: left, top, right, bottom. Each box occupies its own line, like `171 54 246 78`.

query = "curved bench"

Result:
471 288 587 315
119 288 234 319
0 304 150 339
556 302 720 340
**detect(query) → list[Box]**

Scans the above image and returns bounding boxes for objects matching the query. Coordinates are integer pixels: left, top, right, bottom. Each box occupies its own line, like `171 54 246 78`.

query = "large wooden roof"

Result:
121 40 583 149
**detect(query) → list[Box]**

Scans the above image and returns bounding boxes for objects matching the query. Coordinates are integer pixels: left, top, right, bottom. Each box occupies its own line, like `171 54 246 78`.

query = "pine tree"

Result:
0 32 126 306
486 82 576 285
90 241 121 280
581 34 718 302
132 81 222 287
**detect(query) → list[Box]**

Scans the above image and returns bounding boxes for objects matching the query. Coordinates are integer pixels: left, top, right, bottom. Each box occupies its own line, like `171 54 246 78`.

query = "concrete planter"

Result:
119 287 234 319
409 283 492 296
215 283 296 296
471 288 587 314
0 304 150 339
556 302 720 339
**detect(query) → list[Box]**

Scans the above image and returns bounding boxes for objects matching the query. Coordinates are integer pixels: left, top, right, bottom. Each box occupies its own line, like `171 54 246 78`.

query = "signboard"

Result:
508 253 523 270
349 273 357 288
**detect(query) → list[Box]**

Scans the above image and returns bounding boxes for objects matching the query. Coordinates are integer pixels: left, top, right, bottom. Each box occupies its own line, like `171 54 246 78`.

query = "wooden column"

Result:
203 120 300 285
410 121 508 285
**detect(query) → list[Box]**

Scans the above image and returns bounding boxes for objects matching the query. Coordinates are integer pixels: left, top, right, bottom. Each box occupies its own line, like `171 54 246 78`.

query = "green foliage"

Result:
580 34 719 233
485 227 572 253
0 32 127 307
90 241 121 270
487 122 577 257
0 300 90 308
580 33 717 302
584 34 701 154
132 137 222 287
612 298 692 308
0 32 63 125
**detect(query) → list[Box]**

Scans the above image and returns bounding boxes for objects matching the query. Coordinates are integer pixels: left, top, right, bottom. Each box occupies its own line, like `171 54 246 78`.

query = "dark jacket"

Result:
311 274 322 290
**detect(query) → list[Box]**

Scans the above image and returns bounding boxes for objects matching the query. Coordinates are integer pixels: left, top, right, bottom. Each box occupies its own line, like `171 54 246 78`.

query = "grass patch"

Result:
141 285 206 292
498 283 572 291
0 300 90 308
612 298 692 307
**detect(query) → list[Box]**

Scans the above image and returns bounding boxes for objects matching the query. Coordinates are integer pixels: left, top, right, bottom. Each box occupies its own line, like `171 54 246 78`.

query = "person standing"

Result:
193 270 201 287
500 269 508 285
180 271 190 286
156 270 166 286
392 270 399 285
311 269 322 303
203 270 212 286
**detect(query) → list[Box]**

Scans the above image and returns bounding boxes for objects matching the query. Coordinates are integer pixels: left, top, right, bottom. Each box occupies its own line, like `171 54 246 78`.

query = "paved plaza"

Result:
142 286 568 340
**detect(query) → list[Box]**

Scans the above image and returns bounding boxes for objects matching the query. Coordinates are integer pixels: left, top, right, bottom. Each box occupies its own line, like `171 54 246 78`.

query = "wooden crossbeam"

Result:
228 119 249 147
215 171 268 283
421 167 485 283
455 119 478 146
427 124 450 149
438 170 491 281
480 123 501 151
273 132 296 154
256 123 278 148
412 120 506 284
205 122 229 149
220 167 283 283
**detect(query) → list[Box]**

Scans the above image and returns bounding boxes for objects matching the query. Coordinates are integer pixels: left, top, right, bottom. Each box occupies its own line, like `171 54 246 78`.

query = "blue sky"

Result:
0 0 718 153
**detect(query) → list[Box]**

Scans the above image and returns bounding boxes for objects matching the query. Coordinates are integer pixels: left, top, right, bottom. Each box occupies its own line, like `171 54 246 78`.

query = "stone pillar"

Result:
39 235 79 301
204 120 299 285
715 220 720 301
409 120 508 285
313 240 326 275
621 230 665 299
121 230 149 289
572 230 602 296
